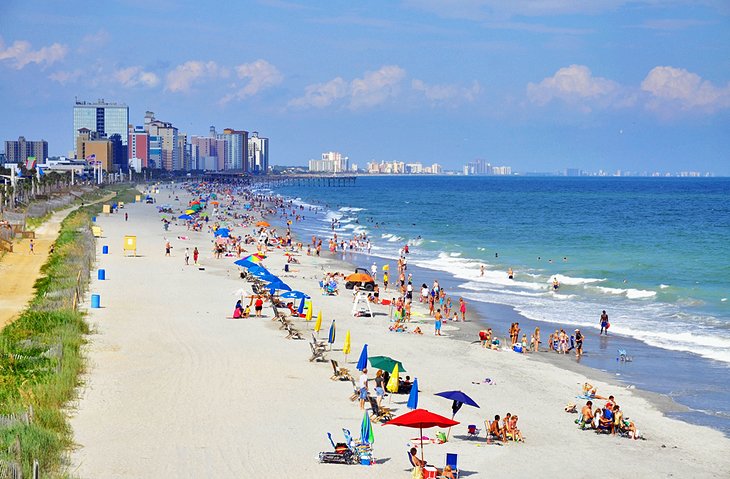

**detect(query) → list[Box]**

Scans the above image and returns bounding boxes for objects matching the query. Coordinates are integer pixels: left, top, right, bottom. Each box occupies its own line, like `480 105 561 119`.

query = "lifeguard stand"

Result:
351 291 374 318
123 235 137 257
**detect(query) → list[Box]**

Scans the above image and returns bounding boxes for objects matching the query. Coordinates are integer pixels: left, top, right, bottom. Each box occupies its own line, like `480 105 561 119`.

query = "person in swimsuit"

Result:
600 310 609 335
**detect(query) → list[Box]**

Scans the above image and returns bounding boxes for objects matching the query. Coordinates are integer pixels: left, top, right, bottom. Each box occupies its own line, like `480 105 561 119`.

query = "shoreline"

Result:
269 186 730 437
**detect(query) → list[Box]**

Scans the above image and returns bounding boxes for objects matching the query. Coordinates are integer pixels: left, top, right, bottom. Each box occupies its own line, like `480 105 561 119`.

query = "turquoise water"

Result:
267 176 730 430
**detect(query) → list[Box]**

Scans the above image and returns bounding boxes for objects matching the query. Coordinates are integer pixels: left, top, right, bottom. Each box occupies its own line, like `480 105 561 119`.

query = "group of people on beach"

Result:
575 383 639 439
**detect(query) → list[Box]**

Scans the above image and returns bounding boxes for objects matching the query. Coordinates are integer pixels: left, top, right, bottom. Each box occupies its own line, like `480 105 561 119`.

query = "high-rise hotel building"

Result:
73 99 129 156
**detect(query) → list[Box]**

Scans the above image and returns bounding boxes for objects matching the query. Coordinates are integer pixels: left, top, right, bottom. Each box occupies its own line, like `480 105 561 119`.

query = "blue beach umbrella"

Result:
234 258 256 269
407 378 419 410
356 344 368 371
268 280 292 294
297 298 306 315
361 410 374 445
435 390 480 417
280 290 311 300
178 214 193 220
328 320 336 346
214 228 230 237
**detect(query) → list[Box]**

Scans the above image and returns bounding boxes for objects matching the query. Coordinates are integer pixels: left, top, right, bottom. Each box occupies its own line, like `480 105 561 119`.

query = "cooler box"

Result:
423 466 438 478
513 344 523 353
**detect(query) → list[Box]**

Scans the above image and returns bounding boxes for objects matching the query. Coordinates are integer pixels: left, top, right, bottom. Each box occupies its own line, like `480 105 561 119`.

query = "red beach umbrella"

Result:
384 409 459 465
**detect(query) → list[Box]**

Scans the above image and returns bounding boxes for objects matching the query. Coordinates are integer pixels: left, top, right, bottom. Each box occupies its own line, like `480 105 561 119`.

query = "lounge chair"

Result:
312 333 327 349
368 396 394 422
349 377 360 402
285 323 304 340
330 360 352 381
309 341 327 362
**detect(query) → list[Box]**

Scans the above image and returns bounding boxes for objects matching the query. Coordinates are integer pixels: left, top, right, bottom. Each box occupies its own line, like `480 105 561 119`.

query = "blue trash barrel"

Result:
91 294 100 308
92 216 96 222
102 245 109 254
98 269 105 280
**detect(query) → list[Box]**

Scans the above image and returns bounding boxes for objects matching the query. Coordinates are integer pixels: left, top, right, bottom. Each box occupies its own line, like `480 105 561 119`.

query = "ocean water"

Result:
267 176 730 431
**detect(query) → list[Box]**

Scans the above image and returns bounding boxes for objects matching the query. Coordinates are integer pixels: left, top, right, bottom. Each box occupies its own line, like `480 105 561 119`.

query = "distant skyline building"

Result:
309 151 348 173
4 136 48 164
248 131 269 174
73 99 129 156
128 125 149 169
76 128 113 171
146 113 179 170
218 128 248 171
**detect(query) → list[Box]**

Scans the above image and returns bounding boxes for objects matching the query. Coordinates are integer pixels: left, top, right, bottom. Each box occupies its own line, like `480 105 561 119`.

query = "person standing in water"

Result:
600 310 609 335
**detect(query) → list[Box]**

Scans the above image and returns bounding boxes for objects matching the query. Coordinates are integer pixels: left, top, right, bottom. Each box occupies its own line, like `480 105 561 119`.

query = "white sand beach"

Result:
69 185 730 478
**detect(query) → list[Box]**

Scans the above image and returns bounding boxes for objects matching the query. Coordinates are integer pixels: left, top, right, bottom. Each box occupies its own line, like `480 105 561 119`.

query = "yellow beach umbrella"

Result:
185 209 195 214
387 363 400 393
314 310 323 332
343 330 352 355
305 301 313 321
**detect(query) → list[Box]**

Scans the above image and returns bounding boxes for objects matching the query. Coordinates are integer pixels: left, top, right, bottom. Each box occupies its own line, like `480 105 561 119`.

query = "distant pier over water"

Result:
201 171 356 187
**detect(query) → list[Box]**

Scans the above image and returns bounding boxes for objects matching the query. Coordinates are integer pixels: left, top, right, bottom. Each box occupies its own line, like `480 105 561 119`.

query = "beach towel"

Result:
177 236 189 240
575 394 595 400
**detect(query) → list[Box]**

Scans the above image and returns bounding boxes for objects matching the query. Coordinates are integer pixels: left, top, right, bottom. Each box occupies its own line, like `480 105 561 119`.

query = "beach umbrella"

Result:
256 220 270 227
178 214 193 220
434 390 480 417
234 258 256 269
214 228 230 237
384 409 459 465
407 378 419 410
297 298 306 315
305 301 313 321
280 290 310 300
328 320 336 348
361 410 374 445
356 344 368 371
369 356 407 373
314 311 323 332
268 280 292 294
343 330 351 361
386 364 400 393
185 209 195 214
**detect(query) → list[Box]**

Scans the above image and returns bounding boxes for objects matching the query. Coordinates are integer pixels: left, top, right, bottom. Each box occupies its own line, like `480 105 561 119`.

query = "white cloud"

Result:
641 66 730 113
220 60 283 104
165 60 225 93
527 64 620 110
288 77 349 108
114 66 160 88
412 79 481 104
0 37 67 70
350 65 406 109
78 30 110 53
290 65 406 110
49 69 82 85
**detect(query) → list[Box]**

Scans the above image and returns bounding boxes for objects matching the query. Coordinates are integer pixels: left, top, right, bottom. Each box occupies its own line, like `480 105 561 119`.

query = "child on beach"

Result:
459 297 467 321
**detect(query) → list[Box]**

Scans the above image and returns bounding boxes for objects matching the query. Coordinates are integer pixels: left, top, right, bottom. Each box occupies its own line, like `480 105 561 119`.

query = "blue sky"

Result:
1 0 729 174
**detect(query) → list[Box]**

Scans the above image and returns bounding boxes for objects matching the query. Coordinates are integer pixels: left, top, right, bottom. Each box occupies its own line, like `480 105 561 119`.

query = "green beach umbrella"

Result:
368 355 406 373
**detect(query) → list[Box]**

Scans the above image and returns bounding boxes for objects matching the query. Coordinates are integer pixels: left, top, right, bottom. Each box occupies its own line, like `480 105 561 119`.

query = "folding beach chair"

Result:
445 453 460 478
330 360 352 381
466 424 481 439
368 396 393 422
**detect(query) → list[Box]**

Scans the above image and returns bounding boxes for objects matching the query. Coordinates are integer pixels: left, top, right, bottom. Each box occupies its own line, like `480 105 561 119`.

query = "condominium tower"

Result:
73 99 129 156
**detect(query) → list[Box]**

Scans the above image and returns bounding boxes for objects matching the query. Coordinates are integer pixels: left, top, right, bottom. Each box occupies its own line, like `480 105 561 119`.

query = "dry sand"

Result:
68 186 730 478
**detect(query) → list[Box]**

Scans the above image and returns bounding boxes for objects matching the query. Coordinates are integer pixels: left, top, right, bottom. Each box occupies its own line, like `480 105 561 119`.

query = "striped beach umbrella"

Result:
361 410 374 445
328 320 336 347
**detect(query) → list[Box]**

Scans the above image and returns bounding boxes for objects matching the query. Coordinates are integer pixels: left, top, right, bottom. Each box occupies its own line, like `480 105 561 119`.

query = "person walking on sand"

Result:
575 329 584 357
193 246 199 265
184 248 190 265
29 238 34 254
459 297 467 321
600 310 609 335
358 368 369 410
165 240 171 256
125 212 128 221
434 309 443 336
